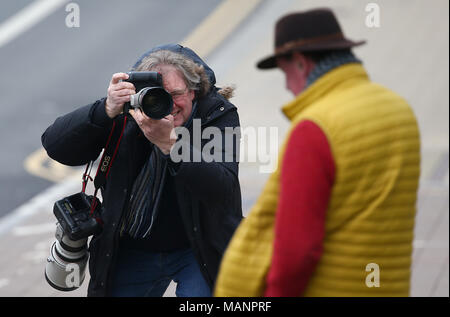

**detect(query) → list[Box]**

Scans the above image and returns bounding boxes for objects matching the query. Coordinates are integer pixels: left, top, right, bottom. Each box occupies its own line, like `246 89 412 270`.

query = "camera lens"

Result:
138 87 173 119
45 224 89 291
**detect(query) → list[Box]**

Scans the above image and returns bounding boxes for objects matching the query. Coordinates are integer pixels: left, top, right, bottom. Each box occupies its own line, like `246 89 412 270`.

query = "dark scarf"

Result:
306 50 362 88
120 102 198 238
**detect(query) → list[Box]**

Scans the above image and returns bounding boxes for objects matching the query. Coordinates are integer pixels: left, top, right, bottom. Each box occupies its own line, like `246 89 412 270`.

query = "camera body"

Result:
125 71 162 95
53 192 102 241
123 71 173 119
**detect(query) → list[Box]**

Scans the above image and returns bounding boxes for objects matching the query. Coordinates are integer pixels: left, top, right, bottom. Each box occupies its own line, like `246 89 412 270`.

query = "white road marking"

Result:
0 174 80 236
0 0 69 48
181 0 263 58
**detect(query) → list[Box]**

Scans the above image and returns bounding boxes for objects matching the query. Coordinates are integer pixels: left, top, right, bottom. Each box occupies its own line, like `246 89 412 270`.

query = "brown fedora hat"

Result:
257 8 366 69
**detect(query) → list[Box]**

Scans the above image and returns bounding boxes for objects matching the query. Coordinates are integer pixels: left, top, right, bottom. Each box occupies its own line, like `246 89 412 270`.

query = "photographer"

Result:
41 44 243 297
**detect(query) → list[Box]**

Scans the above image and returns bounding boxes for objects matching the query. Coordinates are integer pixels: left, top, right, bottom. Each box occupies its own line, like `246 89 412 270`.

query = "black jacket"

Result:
41 45 243 296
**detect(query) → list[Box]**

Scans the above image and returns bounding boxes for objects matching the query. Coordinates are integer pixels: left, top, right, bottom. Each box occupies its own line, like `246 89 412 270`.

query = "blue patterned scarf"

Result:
306 50 362 88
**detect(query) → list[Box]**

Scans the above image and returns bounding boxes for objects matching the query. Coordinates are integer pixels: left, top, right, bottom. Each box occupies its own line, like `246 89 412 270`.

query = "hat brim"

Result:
256 39 366 70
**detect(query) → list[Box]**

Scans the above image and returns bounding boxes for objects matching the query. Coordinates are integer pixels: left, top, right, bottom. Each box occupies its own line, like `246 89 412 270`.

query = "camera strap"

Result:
81 161 94 193
81 116 128 217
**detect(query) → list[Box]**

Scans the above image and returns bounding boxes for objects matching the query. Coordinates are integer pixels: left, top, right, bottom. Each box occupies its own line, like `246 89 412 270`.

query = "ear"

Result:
292 52 315 74
188 89 195 102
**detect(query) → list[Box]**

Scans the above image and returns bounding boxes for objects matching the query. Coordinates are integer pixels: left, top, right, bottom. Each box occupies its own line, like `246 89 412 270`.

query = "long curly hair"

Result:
134 50 234 99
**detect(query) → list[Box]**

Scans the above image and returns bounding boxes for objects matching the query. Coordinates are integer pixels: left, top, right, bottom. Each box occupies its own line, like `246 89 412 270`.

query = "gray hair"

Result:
134 50 235 99
134 50 210 97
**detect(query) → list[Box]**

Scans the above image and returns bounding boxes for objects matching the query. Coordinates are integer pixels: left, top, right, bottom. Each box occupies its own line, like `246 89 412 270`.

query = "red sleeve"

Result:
264 120 335 297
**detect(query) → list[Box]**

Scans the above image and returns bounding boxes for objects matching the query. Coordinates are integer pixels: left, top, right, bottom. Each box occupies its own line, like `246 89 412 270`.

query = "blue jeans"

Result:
109 247 211 297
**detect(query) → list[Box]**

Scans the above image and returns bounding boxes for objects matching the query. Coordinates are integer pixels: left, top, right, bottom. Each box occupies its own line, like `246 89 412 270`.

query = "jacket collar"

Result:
282 63 369 121
195 89 235 125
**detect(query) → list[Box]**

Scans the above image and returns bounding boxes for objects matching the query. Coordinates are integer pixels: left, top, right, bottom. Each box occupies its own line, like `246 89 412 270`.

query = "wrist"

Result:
159 146 170 155
159 140 175 155
105 99 117 119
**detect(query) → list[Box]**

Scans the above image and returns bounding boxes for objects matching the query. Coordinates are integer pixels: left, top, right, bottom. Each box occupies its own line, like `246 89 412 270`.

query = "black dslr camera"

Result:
53 192 102 241
123 71 173 119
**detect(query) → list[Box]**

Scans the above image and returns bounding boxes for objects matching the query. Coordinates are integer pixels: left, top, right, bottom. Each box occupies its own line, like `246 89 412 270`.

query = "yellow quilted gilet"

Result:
214 64 421 297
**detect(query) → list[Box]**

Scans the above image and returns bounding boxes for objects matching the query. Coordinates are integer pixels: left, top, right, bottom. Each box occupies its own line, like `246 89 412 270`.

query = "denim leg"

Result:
109 248 170 297
168 249 211 297
143 277 172 297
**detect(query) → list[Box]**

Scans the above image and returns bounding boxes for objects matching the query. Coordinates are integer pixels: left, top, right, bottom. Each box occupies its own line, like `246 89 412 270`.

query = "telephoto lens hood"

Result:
45 223 89 291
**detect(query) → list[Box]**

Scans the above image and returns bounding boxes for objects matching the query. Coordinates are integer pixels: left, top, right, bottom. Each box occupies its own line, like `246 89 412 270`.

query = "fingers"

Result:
159 114 174 125
114 81 136 90
130 108 144 126
128 105 174 128
105 73 136 118
131 110 174 129
110 72 129 84
109 74 135 96
108 82 135 95
131 110 176 154
113 88 136 98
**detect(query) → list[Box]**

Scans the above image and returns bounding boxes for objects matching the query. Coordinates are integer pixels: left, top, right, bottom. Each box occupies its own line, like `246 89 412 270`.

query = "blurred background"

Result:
0 0 448 297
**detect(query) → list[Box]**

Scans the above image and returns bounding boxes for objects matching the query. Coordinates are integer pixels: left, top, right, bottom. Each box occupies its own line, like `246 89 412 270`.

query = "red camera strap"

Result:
82 116 128 216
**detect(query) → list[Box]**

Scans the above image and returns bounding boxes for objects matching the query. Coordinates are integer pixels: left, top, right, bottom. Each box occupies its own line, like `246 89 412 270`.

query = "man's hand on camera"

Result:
105 73 136 119
130 109 177 155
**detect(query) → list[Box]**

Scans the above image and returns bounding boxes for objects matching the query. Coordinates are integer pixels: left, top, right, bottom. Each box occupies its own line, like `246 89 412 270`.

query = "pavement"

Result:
0 0 448 297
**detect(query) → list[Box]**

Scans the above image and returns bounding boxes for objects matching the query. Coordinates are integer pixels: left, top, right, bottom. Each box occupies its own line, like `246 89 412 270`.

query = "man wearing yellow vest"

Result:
215 8 421 297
